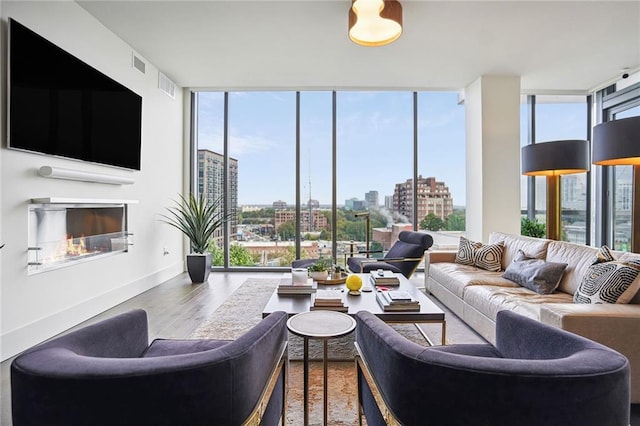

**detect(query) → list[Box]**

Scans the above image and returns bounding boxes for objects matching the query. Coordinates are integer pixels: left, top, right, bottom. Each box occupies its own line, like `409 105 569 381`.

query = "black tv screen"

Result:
8 18 142 171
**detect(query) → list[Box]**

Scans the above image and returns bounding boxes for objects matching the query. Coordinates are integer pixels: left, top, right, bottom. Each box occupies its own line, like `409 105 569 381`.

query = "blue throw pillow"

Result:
502 249 568 295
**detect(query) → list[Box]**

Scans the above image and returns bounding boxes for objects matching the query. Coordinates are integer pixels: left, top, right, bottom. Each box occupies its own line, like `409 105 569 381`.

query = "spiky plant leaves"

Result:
160 193 227 254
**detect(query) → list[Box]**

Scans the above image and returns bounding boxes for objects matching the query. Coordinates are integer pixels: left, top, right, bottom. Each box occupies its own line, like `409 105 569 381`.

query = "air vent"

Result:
158 72 176 99
132 54 145 74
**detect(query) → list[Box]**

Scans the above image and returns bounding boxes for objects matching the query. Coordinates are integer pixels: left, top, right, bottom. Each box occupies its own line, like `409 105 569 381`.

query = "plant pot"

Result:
187 253 212 283
309 270 329 281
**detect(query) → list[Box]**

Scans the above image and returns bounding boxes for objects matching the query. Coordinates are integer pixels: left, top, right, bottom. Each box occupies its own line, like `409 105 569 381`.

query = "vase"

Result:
186 253 212 283
309 271 329 281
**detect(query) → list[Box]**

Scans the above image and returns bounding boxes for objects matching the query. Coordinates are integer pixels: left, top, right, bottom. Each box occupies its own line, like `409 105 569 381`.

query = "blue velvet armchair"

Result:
347 230 433 278
355 309 630 426
11 309 288 426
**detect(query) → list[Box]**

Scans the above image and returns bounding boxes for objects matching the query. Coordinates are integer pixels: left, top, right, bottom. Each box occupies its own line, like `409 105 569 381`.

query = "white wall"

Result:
465 75 521 242
1 1 186 360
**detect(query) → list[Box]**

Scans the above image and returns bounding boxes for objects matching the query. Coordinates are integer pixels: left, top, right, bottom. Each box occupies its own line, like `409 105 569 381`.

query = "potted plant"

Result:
161 193 227 283
308 258 330 281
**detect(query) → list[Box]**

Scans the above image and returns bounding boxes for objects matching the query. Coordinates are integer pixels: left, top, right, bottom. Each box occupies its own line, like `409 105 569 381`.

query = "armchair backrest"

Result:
355 310 630 426
384 231 433 277
12 309 289 426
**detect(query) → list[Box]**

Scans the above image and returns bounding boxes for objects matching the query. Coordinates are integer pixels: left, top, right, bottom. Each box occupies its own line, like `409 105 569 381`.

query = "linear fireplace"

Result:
28 198 135 274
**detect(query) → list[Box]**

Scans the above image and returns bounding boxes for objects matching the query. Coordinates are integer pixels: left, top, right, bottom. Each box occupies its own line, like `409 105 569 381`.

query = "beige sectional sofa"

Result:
425 231 640 402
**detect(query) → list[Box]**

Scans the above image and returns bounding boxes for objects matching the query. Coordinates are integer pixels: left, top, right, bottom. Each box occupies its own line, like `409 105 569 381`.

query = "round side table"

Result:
287 310 356 426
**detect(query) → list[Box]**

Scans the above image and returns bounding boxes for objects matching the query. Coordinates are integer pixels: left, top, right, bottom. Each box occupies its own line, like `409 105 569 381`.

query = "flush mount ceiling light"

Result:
349 0 403 47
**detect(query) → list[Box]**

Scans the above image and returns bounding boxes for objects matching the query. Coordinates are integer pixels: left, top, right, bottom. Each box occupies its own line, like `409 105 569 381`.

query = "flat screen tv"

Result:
8 18 143 171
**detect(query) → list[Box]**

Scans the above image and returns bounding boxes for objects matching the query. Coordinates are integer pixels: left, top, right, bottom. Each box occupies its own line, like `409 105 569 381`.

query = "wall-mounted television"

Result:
8 18 143 171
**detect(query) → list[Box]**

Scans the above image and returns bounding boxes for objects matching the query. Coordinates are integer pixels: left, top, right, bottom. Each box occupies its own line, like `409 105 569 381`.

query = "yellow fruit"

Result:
345 274 363 291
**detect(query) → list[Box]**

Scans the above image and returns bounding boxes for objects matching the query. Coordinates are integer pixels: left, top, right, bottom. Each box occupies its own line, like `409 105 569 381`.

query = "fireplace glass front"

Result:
28 202 131 274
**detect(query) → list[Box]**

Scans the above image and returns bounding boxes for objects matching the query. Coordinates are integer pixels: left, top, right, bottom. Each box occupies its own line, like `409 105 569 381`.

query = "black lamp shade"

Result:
593 116 640 166
522 139 590 176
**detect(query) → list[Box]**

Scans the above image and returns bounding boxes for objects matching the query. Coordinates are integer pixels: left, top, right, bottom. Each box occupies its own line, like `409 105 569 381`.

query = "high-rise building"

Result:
198 149 238 243
393 176 454 223
561 175 587 210
365 191 379 209
274 210 328 233
273 200 288 210
384 195 394 210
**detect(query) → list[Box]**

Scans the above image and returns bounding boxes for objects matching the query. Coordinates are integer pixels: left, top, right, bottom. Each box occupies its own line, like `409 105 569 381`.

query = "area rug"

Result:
190 277 485 426
189 278 433 360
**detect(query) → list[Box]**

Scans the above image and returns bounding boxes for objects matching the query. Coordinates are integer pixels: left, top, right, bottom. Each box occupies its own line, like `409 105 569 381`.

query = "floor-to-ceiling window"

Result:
336 92 413 265
595 81 640 251
193 90 466 269
521 95 589 244
610 106 639 251
417 92 466 249
299 92 333 263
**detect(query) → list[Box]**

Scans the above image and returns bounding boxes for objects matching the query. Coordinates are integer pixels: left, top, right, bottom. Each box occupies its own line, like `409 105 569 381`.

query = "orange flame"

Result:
66 236 88 256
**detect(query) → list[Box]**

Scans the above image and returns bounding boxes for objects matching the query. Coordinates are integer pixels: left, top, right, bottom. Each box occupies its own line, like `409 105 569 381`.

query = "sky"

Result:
196 91 466 207
195 91 594 209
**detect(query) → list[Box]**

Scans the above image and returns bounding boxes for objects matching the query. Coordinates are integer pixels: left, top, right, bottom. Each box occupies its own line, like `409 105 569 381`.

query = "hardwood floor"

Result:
2 270 639 425
0 271 282 425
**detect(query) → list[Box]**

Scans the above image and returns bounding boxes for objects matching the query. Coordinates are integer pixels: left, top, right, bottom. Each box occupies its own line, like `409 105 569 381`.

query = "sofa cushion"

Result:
464 285 574 322
430 263 519 299
502 250 568 295
455 237 504 272
545 241 600 295
574 259 640 304
488 232 550 270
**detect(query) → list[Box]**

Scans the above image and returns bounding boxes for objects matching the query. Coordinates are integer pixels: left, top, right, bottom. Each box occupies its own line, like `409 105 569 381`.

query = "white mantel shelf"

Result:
30 198 139 204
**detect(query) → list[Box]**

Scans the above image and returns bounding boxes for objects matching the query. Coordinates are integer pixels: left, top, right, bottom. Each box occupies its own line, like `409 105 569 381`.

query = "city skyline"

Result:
196 91 595 212
196 91 466 206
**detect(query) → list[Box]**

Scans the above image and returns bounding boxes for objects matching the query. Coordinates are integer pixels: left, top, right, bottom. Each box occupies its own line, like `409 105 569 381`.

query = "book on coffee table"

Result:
369 270 400 286
277 275 315 295
311 289 348 312
376 291 420 311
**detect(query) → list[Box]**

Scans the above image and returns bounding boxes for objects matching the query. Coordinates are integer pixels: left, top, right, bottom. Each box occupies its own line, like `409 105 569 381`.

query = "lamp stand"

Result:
546 175 561 241
633 165 640 253
365 216 370 258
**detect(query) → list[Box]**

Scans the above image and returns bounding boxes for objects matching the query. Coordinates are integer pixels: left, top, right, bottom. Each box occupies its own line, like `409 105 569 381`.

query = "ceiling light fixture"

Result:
349 0 403 47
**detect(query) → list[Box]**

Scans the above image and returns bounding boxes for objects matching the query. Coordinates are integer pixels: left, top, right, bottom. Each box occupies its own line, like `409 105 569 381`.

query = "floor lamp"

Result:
521 140 590 241
593 116 640 253
354 212 371 257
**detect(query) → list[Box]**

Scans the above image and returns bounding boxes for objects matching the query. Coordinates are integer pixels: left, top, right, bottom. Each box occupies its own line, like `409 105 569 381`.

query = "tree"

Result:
209 243 255 266
521 217 545 238
420 213 445 231
210 243 224 266
445 211 466 231
280 245 308 266
229 244 255 266
277 220 296 241
370 240 384 259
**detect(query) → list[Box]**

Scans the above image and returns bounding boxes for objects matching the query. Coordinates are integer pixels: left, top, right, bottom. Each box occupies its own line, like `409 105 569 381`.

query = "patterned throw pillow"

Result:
594 245 615 264
574 246 640 304
455 236 482 266
455 236 504 272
